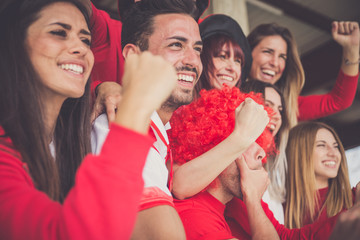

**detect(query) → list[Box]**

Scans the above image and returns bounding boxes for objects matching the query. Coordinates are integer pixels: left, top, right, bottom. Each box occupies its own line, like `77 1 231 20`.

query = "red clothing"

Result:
174 192 234 240
89 4 358 121
300 187 354 226
225 197 338 240
90 4 125 90
0 124 153 240
298 70 359 121
303 187 329 225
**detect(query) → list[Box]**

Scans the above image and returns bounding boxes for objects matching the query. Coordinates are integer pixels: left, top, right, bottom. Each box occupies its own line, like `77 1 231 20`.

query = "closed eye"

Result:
265 101 274 108
280 54 287 60
263 49 273 54
81 37 91 46
50 29 67 37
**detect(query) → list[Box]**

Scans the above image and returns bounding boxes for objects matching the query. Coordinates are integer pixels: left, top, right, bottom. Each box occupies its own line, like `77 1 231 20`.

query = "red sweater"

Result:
225 197 338 240
298 70 358 121
303 187 329 225
295 187 355 227
0 124 153 240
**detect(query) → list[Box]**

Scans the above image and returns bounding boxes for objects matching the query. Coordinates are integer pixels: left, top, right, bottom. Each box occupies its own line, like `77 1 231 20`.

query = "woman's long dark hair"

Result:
0 0 91 201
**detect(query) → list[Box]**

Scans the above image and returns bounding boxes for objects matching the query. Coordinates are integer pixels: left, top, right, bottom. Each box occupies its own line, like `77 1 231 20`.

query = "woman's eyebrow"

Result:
49 22 90 36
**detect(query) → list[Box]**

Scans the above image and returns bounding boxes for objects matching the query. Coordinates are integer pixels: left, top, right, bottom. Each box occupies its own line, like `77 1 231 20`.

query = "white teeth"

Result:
269 124 275 130
219 75 234 81
60 64 84 74
323 161 336 166
262 69 275 76
178 74 194 82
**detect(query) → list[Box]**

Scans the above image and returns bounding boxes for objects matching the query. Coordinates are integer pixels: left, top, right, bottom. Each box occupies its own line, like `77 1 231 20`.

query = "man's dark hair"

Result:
121 0 198 51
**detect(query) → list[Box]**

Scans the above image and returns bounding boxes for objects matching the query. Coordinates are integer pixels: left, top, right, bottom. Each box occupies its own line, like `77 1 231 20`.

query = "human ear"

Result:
122 44 141 59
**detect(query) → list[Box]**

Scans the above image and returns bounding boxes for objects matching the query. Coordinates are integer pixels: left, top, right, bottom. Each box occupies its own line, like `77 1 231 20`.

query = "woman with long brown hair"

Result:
285 122 354 228
0 0 176 238
248 22 359 127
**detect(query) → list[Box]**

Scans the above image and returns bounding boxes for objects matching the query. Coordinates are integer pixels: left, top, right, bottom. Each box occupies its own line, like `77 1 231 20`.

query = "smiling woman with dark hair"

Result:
0 0 177 238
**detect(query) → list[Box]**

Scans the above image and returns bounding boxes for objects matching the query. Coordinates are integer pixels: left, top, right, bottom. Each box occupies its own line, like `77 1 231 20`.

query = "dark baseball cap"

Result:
199 14 252 82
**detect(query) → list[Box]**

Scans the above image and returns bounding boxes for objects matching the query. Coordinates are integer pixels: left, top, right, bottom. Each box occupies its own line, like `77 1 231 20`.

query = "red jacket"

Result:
0 124 153 240
90 4 125 92
298 70 359 121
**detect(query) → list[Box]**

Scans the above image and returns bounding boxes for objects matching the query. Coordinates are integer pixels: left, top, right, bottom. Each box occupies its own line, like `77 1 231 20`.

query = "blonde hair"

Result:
284 122 353 228
266 129 289 203
247 23 305 128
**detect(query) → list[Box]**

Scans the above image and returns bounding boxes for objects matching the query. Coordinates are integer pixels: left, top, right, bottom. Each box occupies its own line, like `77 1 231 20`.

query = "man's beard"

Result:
161 65 198 111
161 88 194 112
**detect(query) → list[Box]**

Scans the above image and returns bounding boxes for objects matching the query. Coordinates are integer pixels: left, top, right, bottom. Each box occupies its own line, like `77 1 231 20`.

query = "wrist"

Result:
228 131 253 153
344 58 360 65
342 49 359 76
244 196 262 210
343 47 359 62
115 97 153 134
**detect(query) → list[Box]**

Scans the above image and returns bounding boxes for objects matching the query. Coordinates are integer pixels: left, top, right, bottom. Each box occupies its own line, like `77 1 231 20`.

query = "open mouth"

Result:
177 74 194 83
59 64 84 74
261 69 275 78
267 123 276 134
322 160 337 167
217 75 234 82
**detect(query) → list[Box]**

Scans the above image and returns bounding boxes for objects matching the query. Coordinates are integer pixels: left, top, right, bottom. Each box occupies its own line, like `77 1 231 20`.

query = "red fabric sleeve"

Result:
90 3 125 92
0 124 153 240
225 197 338 239
298 70 359 121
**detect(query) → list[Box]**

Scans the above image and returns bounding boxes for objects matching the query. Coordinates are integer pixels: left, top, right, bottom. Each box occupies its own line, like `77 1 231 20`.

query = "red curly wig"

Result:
169 86 276 165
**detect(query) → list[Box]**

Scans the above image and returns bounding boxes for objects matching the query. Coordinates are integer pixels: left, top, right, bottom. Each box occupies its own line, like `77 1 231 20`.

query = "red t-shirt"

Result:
174 192 234 240
225 197 339 240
